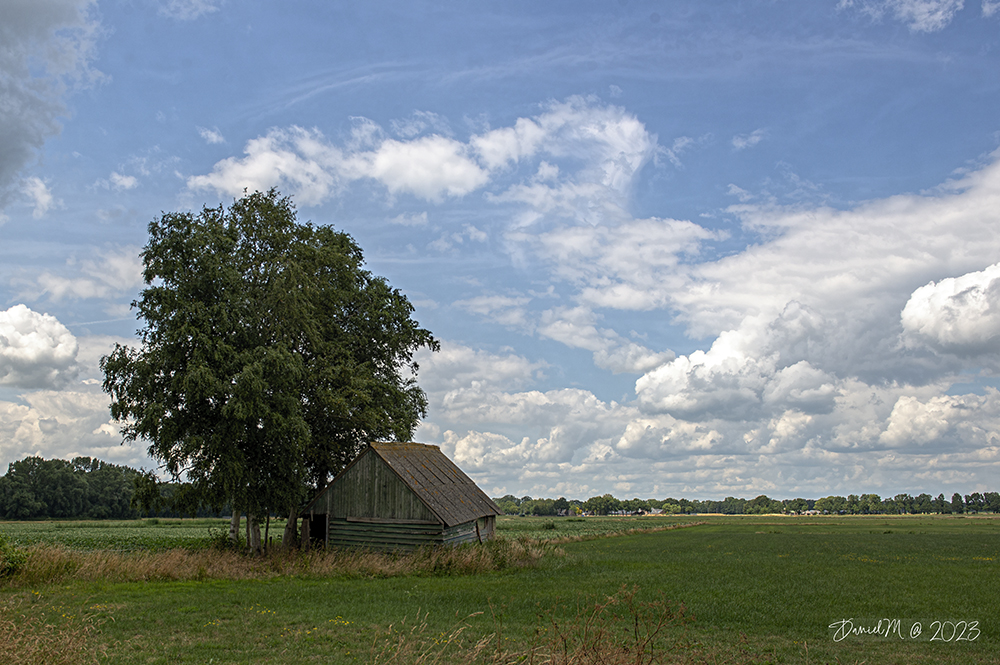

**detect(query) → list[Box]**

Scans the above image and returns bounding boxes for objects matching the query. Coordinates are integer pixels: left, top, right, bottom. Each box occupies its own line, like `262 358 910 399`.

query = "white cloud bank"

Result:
188 97 1000 497
412 103 1000 497
0 327 151 470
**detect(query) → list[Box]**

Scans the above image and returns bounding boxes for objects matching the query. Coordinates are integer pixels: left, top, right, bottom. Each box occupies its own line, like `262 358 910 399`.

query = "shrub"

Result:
0 532 27 578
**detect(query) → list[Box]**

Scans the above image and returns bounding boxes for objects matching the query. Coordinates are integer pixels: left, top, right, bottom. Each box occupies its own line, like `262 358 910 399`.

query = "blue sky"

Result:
4 0 1000 500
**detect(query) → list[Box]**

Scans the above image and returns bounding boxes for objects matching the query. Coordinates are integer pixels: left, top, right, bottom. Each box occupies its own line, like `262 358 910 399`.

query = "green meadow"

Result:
1 515 998 664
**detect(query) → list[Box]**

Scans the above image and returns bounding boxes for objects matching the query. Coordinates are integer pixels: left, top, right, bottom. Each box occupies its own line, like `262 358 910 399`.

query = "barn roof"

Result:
304 442 503 528
368 442 502 527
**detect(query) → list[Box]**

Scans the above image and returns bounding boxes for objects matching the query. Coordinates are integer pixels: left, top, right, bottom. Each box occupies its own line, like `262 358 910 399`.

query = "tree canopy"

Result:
0 456 140 520
101 190 438 540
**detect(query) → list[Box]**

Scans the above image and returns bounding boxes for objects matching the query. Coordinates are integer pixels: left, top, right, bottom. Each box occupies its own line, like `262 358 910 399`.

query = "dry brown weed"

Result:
0 596 104 665
2 537 561 588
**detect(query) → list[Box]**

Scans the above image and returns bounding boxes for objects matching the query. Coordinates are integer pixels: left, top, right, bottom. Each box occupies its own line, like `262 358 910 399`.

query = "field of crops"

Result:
0 518 235 551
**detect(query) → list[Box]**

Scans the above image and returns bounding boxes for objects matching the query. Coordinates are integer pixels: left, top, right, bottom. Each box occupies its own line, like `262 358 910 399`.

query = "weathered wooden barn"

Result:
302 442 503 550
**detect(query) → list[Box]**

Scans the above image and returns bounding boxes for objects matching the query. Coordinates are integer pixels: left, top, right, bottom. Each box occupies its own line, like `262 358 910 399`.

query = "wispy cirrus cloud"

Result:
732 129 766 150
157 0 223 21
197 126 225 144
839 0 966 32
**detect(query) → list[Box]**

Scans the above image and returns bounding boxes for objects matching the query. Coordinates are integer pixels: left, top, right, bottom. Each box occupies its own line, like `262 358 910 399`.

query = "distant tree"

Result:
493 495 520 515
0 456 144 520
524 498 556 516
814 496 846 514
965 492 985 514
951 492 965 514
782 498 809 514
720 497 745 515
0 458 48 519
746 494 780 514
859 494 882 515
583 494 621 515
102 190 437 550
887 493 914 514
913 493 933 514
130 470 165 516
984 492 1000 513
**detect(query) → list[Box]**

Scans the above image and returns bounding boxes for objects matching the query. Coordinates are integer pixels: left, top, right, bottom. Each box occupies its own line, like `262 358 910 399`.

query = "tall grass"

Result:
2 536 560 588
0 596 103 665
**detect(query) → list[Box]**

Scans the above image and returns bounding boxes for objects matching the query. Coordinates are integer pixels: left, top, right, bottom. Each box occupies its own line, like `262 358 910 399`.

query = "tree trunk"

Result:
229 503 241 547
249 513 262 555
282 504 299 549
264 513 270 555
301 515 310 553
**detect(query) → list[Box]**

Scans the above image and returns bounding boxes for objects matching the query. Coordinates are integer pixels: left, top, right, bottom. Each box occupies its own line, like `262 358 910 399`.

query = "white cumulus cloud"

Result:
901 263 1000 356
0 305 79 389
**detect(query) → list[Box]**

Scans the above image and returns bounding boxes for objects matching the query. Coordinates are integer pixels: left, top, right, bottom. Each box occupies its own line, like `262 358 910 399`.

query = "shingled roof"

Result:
366 442 502 527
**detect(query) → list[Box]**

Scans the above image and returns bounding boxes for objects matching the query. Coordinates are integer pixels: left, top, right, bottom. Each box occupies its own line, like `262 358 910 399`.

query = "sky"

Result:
3 0 1000 501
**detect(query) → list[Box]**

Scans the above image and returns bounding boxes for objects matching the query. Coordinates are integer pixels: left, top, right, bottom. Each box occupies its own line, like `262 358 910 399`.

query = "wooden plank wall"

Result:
321 451 438 523
328 518 444 551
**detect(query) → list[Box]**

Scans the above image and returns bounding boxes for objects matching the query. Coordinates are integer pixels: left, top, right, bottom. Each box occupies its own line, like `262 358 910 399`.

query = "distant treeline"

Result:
4 455 998 520
494 492 1000 516
0 456 225 520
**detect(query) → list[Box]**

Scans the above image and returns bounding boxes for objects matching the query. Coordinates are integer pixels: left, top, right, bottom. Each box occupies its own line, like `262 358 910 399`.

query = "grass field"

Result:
1 514 998 664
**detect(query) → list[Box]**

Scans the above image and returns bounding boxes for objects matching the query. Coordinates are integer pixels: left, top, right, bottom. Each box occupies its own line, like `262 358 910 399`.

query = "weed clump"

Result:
0 531 27 578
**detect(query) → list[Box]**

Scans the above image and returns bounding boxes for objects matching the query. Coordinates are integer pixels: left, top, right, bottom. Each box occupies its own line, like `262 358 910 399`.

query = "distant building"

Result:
302 442 502 551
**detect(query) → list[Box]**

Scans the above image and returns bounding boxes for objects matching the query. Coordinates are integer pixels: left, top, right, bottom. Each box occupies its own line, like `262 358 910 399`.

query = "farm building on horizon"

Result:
302 441 502 551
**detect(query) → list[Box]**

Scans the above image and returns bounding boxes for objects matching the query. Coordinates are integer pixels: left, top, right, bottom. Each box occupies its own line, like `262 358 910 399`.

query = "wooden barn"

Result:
302 442 503 551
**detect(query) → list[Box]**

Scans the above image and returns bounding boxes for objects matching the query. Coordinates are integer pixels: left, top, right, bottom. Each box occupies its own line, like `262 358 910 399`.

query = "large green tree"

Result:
101 190 437 548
